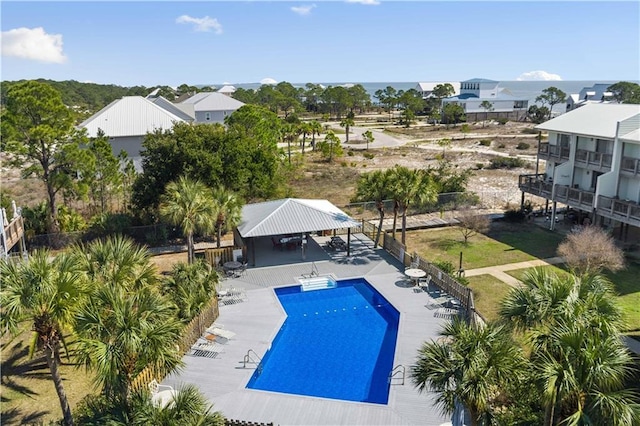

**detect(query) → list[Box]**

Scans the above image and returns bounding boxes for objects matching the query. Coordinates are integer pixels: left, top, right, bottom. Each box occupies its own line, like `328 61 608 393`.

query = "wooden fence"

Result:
204 246 246 266
130 296 220 393
370 220 483 325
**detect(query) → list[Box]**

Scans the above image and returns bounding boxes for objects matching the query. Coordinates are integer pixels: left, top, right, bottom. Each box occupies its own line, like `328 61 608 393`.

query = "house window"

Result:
205 112 211 121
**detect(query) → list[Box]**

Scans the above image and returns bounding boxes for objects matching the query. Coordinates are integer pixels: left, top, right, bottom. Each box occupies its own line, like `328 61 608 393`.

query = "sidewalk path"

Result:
464 256 565 287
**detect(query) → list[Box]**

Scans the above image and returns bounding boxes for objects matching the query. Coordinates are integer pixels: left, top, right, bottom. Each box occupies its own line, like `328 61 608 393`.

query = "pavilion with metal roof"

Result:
236 198 361 265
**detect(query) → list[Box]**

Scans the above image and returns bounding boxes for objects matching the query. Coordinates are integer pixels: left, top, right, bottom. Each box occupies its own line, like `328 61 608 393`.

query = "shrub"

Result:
86 212 133 238
479 139 492 146
489 157 526 169
497 143 506 149
363 152 375 160
497 118 509 125
340 161 348 167
521 127 539 134
503 209 526 223
516 142 530 150
476 163 485 170
347 150 354 156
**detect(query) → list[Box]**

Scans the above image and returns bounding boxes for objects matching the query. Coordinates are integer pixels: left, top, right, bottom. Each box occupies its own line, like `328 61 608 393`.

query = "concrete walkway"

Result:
464 256 565 287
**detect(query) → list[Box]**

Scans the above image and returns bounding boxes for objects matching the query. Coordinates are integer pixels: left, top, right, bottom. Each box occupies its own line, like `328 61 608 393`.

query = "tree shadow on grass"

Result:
433 238 465 252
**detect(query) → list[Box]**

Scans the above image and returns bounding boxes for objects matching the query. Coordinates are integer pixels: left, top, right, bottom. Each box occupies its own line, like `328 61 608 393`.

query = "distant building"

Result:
441 78 529 122
566 83 617 111
79 91 245 170
78 96 192 170
518 103 640 236
178 92 245 123
217 85 237 96
414 82 460 99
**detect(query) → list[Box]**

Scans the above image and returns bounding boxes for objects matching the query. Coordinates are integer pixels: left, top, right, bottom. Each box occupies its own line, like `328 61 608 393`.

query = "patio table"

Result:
223 261 242 271
405 268 426 286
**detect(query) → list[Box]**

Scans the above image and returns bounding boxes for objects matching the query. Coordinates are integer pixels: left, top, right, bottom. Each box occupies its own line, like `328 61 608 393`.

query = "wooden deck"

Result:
163 234 453 425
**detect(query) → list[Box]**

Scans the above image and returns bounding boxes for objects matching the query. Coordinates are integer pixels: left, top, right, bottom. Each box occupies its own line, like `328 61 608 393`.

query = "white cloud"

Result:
1 27 67 63
176 15 223 34
346 0 380 5
260 77 278 85
516 70 562 81
291 4 316 16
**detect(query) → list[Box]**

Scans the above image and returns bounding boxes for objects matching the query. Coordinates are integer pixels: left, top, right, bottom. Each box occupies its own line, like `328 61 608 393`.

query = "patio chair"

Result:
233 262 248 278
188 340 225 358
148 379 177 408
418 275 432 291
204 324 236 343
425 295 451 310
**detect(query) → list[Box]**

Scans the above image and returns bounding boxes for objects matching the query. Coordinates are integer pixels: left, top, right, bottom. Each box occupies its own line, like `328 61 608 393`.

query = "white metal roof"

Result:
536 104 640 139
237 198 361 238
79 96 186 137
218 85 236 93
179 92 245 111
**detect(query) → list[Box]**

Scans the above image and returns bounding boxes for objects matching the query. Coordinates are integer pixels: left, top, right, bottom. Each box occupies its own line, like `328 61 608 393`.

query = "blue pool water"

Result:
246 278 400 404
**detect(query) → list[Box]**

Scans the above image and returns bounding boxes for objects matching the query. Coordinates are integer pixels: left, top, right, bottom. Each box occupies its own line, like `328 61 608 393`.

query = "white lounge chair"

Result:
189 341 225 358
148 379 177 408
204 325 236 342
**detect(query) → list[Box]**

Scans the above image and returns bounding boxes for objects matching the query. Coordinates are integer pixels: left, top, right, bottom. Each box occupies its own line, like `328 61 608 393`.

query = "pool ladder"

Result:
388 364 406 385
243 349 263 375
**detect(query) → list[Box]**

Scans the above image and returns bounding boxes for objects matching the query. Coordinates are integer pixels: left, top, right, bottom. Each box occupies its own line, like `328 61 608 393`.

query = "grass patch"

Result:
1 328 96 425
467 274 513 323
405 223 563 270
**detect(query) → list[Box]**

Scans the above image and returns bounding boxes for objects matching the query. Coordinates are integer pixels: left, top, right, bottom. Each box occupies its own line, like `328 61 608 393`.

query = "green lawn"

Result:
405 223 564 270
1 329 96 425
405 222 639 334
467 274 513 323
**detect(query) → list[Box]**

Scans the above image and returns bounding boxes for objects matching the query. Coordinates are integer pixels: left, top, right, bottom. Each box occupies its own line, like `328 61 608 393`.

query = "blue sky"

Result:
2 1 639 87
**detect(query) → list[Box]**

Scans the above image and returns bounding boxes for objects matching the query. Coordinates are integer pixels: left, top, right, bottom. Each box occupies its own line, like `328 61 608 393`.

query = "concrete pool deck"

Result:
163 234 453 425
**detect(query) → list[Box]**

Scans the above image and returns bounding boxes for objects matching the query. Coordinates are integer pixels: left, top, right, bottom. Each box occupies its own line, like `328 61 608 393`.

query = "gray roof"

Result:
179 92 245 112
237 198 361 238
79 96 186 137
150 96 195 121
463 78 499 83
536 104 640 139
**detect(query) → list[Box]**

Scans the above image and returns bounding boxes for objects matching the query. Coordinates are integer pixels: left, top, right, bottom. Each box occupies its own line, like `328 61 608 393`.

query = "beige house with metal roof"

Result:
518 103 640 237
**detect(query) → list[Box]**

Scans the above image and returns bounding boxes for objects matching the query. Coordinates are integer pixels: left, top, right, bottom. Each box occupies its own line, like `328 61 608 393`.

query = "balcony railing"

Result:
621 157 640 176
555 185 595 209
538 142 570 161
575 149 612 171
597 195 640 226
518 174 553 198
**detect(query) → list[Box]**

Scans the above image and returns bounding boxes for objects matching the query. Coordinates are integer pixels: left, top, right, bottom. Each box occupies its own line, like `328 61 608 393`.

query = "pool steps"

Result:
298 274 338 292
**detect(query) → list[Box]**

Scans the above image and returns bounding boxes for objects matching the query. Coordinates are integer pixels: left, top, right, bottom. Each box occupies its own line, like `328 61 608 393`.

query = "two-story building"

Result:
441 78 529 122
518 103 640 239
566 83 616 111
415 82 460 99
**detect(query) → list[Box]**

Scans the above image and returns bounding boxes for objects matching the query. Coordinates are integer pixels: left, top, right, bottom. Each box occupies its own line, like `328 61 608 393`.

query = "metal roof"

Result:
237 198 361 238
535 104 640 139
179 92 245 111
79 96 187 137
462 78 499 84
150 96 195 121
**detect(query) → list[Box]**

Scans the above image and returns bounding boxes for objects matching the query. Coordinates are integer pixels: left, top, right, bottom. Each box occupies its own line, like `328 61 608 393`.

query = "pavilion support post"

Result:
251 238 256 267
347 228 351 257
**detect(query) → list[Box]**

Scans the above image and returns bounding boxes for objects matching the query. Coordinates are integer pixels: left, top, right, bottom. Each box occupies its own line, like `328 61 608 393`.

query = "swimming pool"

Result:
246 277 400 404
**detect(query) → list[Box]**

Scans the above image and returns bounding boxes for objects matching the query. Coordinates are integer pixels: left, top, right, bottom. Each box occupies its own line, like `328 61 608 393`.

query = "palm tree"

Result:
411 317 525 426
299 121 312 155
73 236 184 403
1 250 88 426
340 112 355 143
309 120 322 151
354 169 390 248
75 234 157 292
75 281 183 403
161 260 219 321
389 166 437 244
130 384 226 425
499 269 639 425
74 384 225 425
212 186 243 249
160 176 216 264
